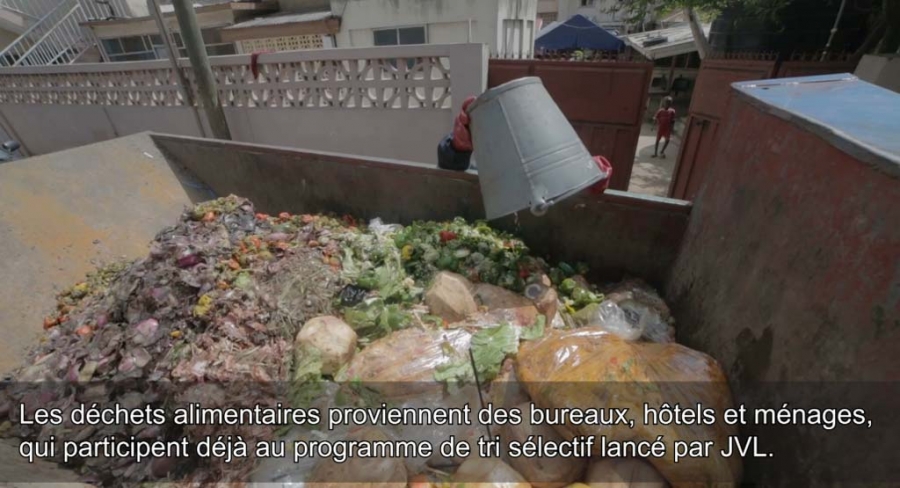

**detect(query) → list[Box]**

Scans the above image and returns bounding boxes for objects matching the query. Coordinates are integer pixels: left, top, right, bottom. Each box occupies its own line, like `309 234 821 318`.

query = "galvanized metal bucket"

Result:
468 77 604 220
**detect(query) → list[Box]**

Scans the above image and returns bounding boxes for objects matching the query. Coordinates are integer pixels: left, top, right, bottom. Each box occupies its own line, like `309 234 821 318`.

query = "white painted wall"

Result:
120 0 150 17
331 0 536 56
0 27 19 52
557 0 631 31
497 0 537 57
279 0 331 13
856 54 900 94
0 44 488 164
537 0 557 14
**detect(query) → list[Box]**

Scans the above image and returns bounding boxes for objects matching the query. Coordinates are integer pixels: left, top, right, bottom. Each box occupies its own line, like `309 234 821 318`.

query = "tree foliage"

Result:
613 0 898 55
611 0 794 26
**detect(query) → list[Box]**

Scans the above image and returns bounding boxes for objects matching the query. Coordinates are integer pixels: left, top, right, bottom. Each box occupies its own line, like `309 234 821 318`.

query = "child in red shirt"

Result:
653 96 676 158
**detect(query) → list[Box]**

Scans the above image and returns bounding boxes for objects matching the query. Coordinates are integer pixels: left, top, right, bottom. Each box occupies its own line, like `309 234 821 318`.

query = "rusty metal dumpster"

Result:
668 73 900 485
0 71 897 485
0 133 691 374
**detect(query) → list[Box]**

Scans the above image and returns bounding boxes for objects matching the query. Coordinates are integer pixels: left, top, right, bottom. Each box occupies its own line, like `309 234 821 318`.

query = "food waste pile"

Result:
0 196 741 487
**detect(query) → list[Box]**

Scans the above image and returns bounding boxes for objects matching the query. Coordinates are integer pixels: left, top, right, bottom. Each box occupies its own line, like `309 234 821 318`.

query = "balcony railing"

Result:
0 0 141 67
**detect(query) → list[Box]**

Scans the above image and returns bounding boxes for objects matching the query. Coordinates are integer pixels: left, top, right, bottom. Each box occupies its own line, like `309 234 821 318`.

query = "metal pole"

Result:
147 0 206 137
170 0 231 140
821 0 847 61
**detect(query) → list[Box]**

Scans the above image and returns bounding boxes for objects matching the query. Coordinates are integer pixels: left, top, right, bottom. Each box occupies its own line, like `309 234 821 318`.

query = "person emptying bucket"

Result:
437 96 613 195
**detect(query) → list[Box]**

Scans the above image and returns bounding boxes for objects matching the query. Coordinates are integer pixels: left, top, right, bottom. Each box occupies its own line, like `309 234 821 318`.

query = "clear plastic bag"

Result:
501 401 587 488
368 217 404 236
397 384 490 471
619 299 674 343
516 328 743 487
606 278 676 343
251 424 408 487
591 300 644 342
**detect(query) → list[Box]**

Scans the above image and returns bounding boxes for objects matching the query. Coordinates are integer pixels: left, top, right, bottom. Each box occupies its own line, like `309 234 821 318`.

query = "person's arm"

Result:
437 96 477 171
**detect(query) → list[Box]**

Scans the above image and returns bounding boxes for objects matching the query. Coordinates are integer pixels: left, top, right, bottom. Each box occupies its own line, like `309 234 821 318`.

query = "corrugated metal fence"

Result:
669 52 858 200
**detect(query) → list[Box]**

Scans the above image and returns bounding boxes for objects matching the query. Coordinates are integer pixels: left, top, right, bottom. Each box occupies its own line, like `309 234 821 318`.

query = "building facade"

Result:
330 0 537 57
84 2 286 62
537 0 558 25
557 0 635 33
0 0 540 66
0 0 152 66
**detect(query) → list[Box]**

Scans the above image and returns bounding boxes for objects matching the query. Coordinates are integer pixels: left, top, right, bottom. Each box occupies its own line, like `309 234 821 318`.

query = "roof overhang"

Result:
221 13 341 42
79 1 278 28
622 23 711 60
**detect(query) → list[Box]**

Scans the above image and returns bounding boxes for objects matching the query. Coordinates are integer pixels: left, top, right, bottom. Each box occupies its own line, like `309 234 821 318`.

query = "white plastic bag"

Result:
368 218 403 236
591 300 643 341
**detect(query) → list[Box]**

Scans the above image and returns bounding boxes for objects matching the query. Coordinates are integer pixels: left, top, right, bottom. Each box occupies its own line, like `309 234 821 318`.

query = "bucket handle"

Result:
531 197 550 217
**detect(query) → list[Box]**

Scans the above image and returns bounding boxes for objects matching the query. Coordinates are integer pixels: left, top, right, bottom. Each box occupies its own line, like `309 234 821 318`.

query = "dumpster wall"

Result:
667 77 900 483
152 134 691 287
0 134 211 374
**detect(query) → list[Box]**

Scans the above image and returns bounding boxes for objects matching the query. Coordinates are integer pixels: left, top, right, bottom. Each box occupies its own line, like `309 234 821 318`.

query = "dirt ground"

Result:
628 121 684 197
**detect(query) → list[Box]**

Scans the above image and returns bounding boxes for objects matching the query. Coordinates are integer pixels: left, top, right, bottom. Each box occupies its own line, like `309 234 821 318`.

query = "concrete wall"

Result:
856 54 900 94
279 0 331 13
0 43 488 164
120 0 150 17
0 26 19 52
331 0 536 56
0 104 205 156
0 9 29 37
497 0 537 57
558 0 630 30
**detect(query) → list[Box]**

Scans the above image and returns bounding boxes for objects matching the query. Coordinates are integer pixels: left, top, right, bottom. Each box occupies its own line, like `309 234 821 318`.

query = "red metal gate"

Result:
669 54 858 200
488 58 653 191
669 58 776 200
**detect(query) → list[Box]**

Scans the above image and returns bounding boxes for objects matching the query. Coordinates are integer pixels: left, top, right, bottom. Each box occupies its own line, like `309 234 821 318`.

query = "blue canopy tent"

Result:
535 14 625 52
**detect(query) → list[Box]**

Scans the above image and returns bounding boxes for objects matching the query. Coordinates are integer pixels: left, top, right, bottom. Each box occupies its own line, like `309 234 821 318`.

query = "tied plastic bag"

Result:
397 384 490 470
340 327 472 400
502 402 587 488
516 328 742 488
